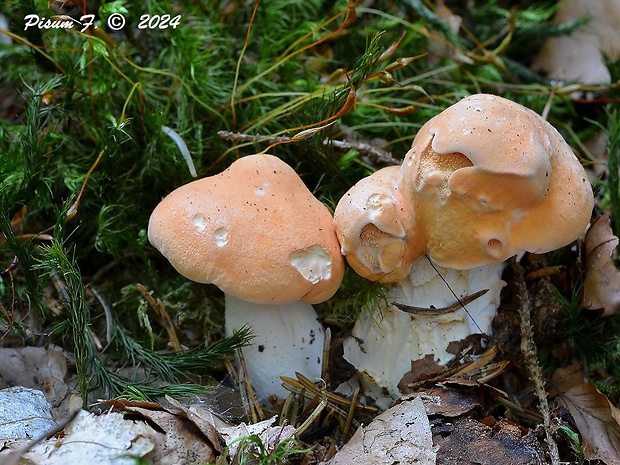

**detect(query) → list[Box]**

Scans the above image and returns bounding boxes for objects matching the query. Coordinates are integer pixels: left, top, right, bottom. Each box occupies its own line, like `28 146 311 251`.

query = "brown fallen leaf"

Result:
434 416 545 465
165 396 297 462
553 362 620 463
582 215 620 316
420 383 484 418
398 354 443 394
103 397 221 463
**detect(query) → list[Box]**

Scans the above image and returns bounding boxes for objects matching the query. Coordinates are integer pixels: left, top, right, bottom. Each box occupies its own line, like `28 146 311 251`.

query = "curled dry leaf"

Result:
121 405 219 464
321 396 435 465
104 396 297 464
168 397 297 461
582 214 620 316
553 362 620 463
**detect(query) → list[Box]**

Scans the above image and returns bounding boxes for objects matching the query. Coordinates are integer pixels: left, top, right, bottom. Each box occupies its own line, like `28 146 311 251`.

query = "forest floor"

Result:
1 0 620 464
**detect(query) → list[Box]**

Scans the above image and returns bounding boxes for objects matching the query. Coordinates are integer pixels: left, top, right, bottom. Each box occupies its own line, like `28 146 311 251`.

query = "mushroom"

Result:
148 154 345 401
334 94 593 405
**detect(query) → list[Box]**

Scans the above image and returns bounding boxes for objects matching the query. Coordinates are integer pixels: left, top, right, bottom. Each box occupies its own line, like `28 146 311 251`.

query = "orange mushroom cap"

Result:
334 94 594 280
404 93 593 269
148 154 344 304
334 166 422 282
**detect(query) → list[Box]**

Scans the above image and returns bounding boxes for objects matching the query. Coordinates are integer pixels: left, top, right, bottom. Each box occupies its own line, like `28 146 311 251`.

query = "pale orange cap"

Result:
334 94 594 280
148 154 345 304
334 166 422 282
403 93 593 269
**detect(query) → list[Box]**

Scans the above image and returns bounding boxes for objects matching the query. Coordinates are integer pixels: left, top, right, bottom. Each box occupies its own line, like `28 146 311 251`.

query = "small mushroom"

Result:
334 94 593 405
333 165 420 283
148 154 344 401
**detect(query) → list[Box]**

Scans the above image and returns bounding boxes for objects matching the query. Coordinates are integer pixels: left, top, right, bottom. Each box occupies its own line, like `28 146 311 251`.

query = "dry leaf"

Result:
0 347 69 411
398 353 443 393
164 396 228 453
321 396 435 465
0 387 56 440
531 0 620 85
123 405 218 464
165 395 297 460
1 410 156 465
553 363 620 463
106 395 296 463
434 417 544 465
420 383 483 418
582 215 620 316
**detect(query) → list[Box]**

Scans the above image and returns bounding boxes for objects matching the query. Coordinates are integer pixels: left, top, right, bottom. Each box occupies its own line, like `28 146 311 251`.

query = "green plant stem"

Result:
39 240 95 404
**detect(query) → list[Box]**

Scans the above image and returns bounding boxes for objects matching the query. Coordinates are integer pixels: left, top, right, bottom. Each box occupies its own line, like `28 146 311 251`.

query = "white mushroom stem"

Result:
225 295 324 402
341 257 504 407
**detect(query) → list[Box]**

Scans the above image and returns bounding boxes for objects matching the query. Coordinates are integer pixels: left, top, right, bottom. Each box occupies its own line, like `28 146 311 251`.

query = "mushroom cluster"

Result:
148 94 593 409
148 154 344 401
334 94 593 404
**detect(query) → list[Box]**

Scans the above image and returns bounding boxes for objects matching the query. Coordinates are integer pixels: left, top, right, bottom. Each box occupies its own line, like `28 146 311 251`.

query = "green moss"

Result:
0 0 618 415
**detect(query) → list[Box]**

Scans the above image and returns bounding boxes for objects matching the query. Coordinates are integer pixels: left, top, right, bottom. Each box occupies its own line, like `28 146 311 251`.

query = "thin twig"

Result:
524 265 565 281
511 258 560 464
495 397 544 424
281 373 376 413
136 283 182 353
342 386 359 440
217 130 401 166
90 286 114 343
217 130 288 144
328 138 401 166
321 327 331 389
236 346 264 423
294 392 328 438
